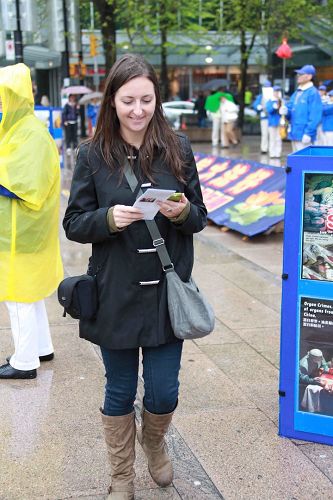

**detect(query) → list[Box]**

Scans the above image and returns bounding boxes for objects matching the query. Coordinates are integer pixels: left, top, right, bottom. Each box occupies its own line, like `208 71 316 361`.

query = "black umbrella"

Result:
202 78 229 91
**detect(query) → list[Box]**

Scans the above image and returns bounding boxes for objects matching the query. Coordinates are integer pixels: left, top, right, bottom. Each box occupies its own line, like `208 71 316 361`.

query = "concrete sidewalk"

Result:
1 139 333 499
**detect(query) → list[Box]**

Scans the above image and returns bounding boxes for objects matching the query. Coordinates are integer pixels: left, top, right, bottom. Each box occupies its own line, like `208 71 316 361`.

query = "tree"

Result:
221 0 318 129
81 0 216 100
91 0 117 71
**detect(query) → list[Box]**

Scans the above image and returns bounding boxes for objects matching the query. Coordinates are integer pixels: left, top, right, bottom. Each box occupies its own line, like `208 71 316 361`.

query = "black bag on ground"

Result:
57 274 98 320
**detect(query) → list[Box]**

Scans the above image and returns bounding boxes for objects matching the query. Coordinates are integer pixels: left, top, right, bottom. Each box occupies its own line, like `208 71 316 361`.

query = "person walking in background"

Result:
315 84 328 145
252 80 273 154
322 90 333 146
244 87 253 106
87 97 101 136
205 89 223 147
266 85 283 159
280 65 322 152
205 89 235 148
318 84 328 104
62 94 80 154
40 95 50 107
194 90 207 127
63 54 207 500
220 95 239 147
0 63 63 379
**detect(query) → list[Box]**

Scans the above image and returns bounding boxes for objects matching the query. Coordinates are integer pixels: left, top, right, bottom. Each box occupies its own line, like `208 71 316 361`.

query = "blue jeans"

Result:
100 341 183 416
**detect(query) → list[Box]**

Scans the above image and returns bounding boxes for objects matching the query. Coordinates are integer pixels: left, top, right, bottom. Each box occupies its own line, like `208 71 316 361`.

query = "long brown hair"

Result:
92 54 185 182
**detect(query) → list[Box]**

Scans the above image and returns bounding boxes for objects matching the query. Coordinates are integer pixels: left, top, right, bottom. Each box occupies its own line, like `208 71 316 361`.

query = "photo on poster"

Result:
299 297 333 416
302 173 333 281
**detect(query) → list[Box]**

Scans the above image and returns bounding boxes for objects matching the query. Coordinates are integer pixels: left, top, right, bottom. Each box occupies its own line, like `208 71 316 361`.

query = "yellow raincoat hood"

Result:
0 63 63 301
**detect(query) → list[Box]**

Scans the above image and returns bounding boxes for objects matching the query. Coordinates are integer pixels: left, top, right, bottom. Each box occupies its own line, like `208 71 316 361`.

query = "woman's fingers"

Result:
113 205 144 227
157 197 189 219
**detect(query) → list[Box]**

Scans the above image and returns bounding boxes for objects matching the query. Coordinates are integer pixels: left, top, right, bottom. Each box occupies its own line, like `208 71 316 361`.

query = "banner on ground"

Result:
195 153 285 236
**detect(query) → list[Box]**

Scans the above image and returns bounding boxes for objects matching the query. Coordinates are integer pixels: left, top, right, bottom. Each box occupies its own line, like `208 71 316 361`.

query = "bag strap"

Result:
124 160 174 272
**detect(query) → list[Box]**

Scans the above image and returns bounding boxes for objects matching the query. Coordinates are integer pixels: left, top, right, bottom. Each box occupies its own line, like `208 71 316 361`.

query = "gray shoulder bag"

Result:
124 162 215 340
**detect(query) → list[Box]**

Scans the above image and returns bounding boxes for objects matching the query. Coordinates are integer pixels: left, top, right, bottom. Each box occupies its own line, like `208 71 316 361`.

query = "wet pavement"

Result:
1 137 333 499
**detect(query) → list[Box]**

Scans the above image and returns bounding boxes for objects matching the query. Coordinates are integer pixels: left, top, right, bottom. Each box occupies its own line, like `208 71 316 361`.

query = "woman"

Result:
220 95 239 147
266 85 283 159
63 54 207 499
0 63 63 379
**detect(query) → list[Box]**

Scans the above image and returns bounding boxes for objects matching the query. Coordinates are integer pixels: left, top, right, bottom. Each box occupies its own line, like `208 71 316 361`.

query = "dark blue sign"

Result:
195 153 286 236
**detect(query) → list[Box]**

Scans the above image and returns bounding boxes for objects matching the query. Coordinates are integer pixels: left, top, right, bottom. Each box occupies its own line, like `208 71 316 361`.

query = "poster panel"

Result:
302 173 333 281
298 297 333 417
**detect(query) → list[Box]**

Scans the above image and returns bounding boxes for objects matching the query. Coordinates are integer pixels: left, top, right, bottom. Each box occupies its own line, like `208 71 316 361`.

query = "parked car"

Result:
162 101 196 129
162 100 258 130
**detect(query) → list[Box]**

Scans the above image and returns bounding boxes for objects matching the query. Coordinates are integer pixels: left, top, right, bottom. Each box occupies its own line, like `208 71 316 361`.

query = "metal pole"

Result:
188 67 193 100
61 0 70 83
90 1 99 91
90 1 94 30
282 58 286 98
14 0 23 62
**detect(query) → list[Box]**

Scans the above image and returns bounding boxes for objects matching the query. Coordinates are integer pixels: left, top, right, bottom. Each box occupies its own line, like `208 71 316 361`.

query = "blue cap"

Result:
328 90 333 97
295 65 316 76
319 85 327 91
263 80 271 87
273 85 281 91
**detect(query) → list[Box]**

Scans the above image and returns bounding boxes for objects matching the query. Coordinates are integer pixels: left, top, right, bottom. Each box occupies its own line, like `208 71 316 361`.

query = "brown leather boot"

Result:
137 407 174 487
101 410 136 500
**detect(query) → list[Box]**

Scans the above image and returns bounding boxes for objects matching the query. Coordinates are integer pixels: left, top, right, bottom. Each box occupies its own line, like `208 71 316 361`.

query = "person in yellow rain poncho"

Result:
0 63 63 379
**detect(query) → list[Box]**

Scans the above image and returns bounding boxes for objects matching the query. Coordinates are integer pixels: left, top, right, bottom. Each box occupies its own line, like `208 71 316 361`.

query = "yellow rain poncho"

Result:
0 63 63 302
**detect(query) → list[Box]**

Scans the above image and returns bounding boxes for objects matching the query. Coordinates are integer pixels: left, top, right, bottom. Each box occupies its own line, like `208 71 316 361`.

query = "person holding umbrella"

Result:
62 94 80 154
79 91 103 137
194 91 207 128
204 89 235 148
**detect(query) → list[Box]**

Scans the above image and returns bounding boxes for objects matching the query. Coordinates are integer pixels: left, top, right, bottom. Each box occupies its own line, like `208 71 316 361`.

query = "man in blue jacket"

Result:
282 65 322 152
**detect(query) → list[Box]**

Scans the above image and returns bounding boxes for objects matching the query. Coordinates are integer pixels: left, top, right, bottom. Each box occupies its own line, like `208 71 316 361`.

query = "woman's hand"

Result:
158 194 189 219
113 205 144 228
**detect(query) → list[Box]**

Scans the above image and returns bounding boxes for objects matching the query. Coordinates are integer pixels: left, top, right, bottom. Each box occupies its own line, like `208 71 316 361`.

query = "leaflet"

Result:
133 188 175 220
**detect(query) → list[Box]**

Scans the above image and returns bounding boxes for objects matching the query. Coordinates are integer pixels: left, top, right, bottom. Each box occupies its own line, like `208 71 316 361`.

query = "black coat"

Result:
63 134 207 350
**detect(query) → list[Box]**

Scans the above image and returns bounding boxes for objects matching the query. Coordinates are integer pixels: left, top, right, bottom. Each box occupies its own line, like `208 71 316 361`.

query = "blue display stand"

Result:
34 106 64 167
279 146 333 445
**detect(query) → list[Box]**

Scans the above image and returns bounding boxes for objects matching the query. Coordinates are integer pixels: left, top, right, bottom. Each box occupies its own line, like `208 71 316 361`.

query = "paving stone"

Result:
194 318 242 347
299 443 333 483
232 326 280 368
196 226 283 276
250 291 281 313
205 285 280 330
178 352 255 415
233 326 280 357
215 261 280 295
194 237 242 266
135 487 182 499
201 343 279 423
173 409 333 500
0 302 10 328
